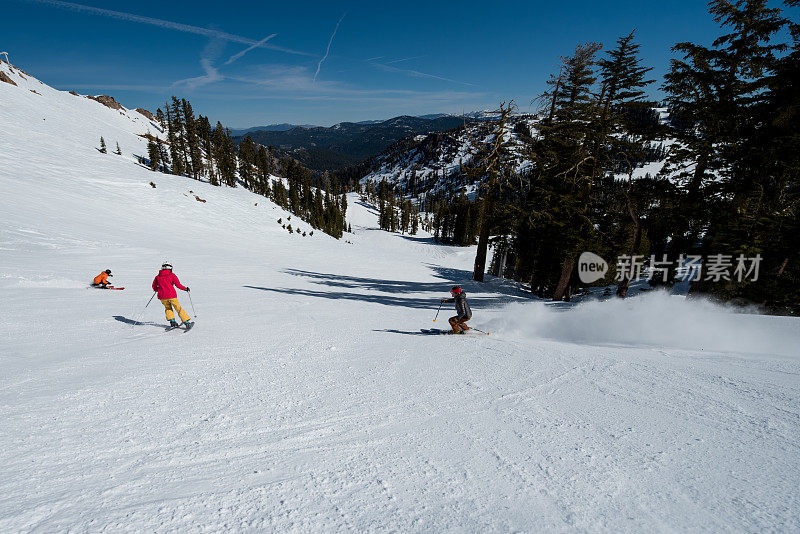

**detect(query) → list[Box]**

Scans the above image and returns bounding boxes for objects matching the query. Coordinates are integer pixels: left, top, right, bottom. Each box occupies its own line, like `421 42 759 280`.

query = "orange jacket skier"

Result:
92 269 112 287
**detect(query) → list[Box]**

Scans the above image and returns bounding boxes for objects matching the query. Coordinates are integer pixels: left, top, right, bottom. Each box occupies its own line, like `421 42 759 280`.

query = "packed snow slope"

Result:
2 61 800 532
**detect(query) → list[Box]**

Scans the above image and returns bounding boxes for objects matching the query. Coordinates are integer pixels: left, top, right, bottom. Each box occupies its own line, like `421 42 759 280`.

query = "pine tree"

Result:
164 101 185 176
271 179 288 208
158 138 171 172
513 43 603 299
313 189 325 228
147 138 161 171
170 96 191 177
99 137 107 154
114 142 122 155
238 136 256 191
254 146 272 197
594 30 658 297
181 99 203 180
663 0 791 304
212 122 237 187
196 116 216 185
155 108 166 131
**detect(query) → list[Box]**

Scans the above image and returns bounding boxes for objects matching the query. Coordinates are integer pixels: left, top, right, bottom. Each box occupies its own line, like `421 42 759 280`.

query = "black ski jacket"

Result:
445 292 472 320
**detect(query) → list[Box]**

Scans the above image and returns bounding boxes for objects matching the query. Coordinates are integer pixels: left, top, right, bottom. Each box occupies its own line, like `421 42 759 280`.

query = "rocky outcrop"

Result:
87 94 123 110
135 108 156 121
0 71 17 86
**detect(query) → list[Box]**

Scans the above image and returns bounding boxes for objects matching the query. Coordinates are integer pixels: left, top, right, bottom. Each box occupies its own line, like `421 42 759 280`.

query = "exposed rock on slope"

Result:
0 71 16 86
136 108 156 121
87 94 123 110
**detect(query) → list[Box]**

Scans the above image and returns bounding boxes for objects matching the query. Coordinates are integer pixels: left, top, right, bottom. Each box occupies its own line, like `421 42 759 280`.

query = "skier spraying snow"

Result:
441 286 472 334
92 269 113 288
152 263 192 329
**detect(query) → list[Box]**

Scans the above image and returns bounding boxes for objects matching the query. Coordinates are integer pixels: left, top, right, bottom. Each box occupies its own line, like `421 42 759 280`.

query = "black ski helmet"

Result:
104 269 112 275
161 262 173 271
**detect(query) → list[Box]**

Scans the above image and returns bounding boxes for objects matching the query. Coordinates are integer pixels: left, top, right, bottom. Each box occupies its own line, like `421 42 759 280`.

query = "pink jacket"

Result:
152 269 187 299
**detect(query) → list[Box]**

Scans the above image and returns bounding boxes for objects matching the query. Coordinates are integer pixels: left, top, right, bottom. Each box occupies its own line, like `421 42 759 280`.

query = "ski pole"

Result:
471 327 490 336
132 291 156 328
433 300 443 322
187 290 197 318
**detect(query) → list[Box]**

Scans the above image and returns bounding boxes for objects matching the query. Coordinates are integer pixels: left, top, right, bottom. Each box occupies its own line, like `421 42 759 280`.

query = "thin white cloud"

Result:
225 34 277 65
367 59 476 87
20 0 311 56
177 57 223 90
313 13 346 82
65 83 170 92
173 40 225 90
226 65 487 103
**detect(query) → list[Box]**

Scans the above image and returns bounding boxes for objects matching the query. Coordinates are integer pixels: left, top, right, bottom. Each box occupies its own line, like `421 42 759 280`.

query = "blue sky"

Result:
6 0 724 127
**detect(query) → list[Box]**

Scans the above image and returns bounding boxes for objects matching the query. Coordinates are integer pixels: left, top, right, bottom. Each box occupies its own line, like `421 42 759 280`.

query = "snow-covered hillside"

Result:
2 61 800 532
0 60 161 162
361 114 539 197
361 111 672 198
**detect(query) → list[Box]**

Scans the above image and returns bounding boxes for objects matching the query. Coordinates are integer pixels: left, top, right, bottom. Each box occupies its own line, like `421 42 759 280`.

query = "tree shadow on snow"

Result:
243 265 530 310
285 265 528 298
113 315 166 328
355 200 379 216
397 235 443 246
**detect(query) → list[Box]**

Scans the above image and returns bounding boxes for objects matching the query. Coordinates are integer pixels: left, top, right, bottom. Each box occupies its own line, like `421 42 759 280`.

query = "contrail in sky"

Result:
386 55 426 64
19 0 311 56
225 34 277 65
314 13 346 83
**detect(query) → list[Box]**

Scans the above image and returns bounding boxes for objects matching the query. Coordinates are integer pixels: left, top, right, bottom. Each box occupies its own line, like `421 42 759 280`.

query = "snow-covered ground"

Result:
2 61 800 532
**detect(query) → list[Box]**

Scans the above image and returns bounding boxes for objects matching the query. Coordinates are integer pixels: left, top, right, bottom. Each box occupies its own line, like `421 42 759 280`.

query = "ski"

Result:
165 324 181 331
420 328 489 336
183 321 194 332
420 329 454 335
90 285 125 290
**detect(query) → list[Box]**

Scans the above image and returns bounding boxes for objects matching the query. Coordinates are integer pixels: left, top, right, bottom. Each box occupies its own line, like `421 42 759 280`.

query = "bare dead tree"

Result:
472 101 517 282
616 155 642 298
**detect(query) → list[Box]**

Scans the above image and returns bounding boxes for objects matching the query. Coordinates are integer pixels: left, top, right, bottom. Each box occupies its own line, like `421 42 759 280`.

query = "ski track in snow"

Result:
1 61 800 532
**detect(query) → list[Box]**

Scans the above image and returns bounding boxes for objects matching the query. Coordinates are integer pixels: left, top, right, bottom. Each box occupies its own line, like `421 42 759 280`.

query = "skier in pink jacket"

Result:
152 262 192 328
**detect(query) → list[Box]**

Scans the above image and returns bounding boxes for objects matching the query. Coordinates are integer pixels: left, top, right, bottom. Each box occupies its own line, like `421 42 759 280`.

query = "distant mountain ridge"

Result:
229 123 318 135
234 114 480 172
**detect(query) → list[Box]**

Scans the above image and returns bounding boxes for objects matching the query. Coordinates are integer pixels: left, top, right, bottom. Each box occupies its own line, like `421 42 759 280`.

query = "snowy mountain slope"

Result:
360 115 538 197
2 62 800 532
0 60 161 162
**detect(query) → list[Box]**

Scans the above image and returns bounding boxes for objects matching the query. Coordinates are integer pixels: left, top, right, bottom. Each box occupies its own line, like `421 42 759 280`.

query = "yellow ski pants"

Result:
160 298 190 322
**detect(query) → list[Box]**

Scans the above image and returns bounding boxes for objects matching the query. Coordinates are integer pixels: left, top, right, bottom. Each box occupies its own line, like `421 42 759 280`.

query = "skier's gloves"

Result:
185 287 190 292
